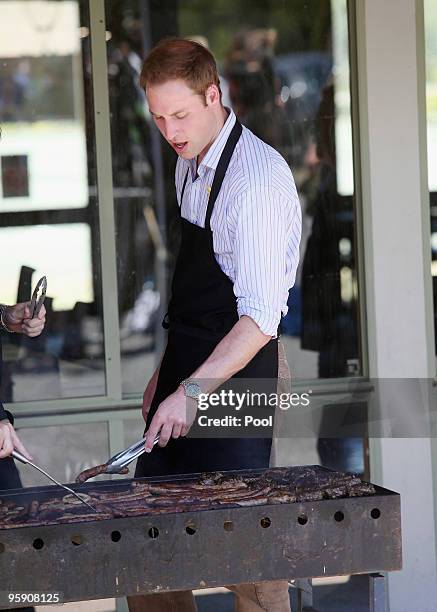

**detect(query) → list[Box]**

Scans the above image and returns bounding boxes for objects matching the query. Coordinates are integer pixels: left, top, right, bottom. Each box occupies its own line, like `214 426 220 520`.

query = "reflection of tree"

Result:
178 0 331 61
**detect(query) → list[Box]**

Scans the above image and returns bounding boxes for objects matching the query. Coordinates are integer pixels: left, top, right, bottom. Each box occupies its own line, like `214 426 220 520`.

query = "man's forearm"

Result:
187 315 272 394
143 316 274 449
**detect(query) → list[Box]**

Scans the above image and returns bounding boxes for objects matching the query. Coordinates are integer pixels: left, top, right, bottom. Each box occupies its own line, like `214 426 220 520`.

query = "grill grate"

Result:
0 466 401 608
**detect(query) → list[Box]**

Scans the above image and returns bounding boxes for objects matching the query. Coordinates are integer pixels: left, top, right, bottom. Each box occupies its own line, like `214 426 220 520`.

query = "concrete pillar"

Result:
355 1 437 610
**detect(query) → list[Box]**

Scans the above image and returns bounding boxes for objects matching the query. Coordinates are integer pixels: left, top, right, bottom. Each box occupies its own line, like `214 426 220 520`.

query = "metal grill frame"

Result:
0 468 402 608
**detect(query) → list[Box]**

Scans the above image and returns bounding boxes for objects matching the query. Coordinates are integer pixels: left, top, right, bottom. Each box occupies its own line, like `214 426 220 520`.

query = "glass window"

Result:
0 0 106 401
425 0 437 364
123 416 147 447
16 422 109 487
105 0 361 395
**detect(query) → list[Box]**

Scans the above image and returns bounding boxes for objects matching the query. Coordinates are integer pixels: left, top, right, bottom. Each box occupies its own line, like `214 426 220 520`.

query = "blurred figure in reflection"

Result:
300 79 357 376
0 60 31 122
106 27 156 320
0 301 46 489
299 80 362 474
224 28 289 151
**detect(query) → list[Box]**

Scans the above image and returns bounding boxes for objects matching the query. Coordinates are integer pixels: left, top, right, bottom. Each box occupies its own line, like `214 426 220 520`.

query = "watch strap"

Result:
180 379 202 401
0 304 14 333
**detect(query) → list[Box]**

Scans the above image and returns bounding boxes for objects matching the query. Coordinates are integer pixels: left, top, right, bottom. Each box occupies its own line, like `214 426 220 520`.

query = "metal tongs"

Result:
105 434 160 474
29 276 47 318
12 450 98 513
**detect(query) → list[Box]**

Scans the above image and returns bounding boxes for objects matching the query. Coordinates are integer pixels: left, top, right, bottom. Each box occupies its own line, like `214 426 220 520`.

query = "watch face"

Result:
186 382 201 398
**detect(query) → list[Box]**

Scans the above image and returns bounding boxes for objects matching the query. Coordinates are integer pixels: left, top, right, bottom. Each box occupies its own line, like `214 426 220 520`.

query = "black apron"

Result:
135 119 279 478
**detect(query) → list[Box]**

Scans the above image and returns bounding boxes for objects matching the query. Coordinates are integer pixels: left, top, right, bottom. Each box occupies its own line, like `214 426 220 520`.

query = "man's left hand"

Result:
144 387 197 452
3 302 46 337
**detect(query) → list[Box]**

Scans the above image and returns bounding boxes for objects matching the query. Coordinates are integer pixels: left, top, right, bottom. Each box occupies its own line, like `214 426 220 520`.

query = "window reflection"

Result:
105 3 169 395
425 0 437 360
105 0 360 393
0 0 105 401
16 422 110 487
300 80 358 378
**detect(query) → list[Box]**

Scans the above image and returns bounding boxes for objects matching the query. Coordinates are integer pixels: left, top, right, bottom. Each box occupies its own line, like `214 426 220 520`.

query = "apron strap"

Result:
178 119 242 229
180 170 189 209
205 119 242 230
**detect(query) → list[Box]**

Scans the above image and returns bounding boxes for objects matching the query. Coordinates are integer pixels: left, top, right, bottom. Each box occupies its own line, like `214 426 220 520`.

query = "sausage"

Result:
75 464 129 484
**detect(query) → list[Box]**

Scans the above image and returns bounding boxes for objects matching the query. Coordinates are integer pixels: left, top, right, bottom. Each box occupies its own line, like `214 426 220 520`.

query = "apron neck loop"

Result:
205 120 242 231
179 120 243 231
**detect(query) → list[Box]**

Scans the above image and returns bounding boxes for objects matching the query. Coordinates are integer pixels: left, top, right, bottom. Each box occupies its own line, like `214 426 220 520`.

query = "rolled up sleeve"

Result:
232 186 292 338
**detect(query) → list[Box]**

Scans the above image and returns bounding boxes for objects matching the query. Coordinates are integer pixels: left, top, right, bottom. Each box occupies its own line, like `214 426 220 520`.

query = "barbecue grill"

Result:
0 465 401 610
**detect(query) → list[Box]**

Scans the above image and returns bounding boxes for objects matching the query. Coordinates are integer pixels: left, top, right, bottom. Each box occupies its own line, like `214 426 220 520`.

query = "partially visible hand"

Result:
143 387 197 452
4 302 46 337
0 420 33 460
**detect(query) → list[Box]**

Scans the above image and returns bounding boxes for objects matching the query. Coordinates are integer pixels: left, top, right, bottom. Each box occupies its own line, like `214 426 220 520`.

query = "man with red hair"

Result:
131 37 301 612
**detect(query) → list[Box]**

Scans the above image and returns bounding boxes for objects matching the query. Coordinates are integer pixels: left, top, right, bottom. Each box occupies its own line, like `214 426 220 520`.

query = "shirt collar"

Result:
187 108 236 178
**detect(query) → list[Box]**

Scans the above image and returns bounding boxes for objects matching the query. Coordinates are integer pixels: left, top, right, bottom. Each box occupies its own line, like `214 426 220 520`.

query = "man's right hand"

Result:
0 420 33 460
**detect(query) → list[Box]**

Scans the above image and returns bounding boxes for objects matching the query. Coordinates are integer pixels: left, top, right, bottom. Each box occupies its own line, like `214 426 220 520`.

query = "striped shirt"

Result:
175 109 302 338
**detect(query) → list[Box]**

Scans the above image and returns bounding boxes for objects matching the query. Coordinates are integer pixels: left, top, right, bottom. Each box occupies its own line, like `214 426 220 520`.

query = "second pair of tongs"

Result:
12 450 97 512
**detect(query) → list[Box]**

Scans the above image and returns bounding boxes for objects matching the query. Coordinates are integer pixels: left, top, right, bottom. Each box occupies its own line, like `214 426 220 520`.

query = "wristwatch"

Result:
180 379 202 402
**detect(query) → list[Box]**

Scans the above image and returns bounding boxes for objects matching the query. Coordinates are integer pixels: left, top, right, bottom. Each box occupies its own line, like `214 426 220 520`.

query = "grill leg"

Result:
294 578 318 612
369 573 388 612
